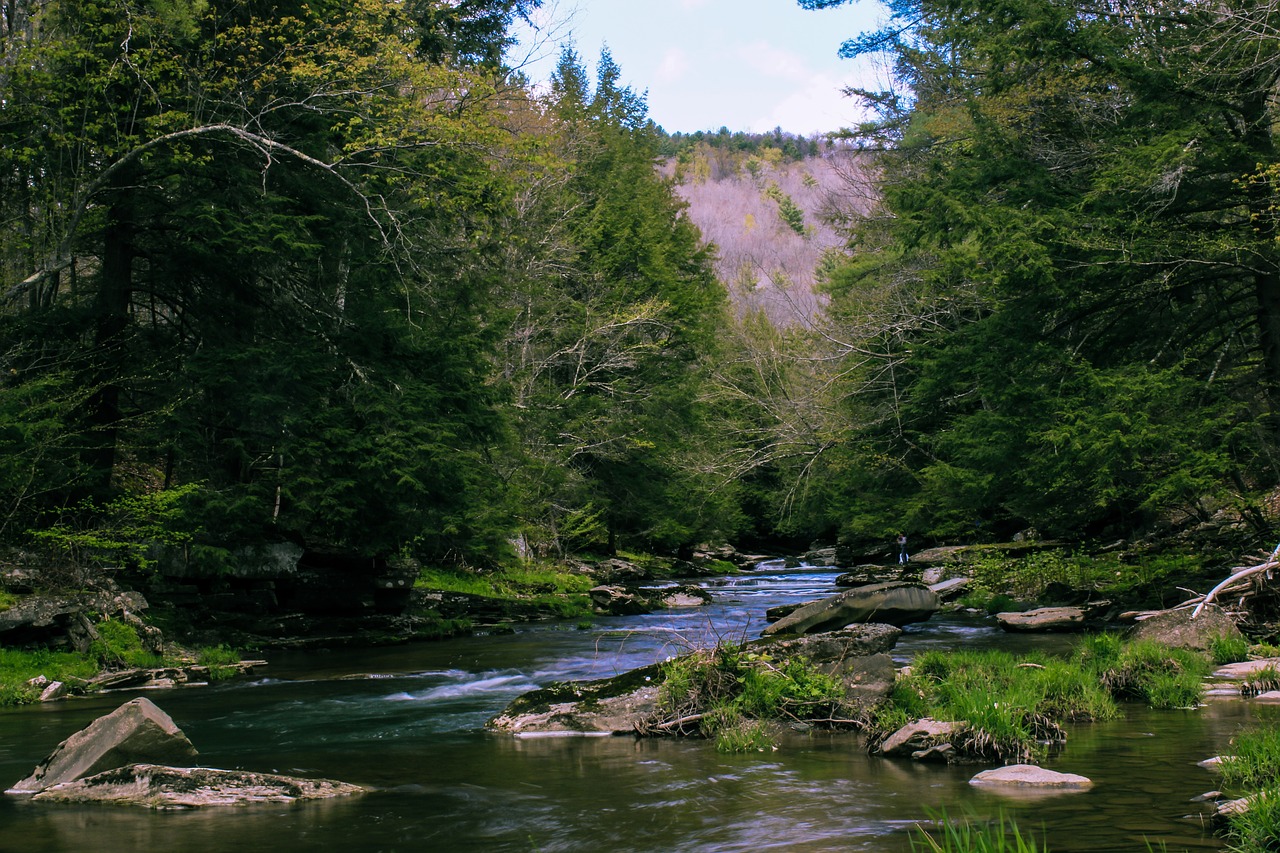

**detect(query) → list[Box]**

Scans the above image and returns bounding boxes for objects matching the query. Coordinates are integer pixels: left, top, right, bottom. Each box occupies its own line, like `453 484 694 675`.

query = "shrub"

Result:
89 619 163 669
652 643 845 751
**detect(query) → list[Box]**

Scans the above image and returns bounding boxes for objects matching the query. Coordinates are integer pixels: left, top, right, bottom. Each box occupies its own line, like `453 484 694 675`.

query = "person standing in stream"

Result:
897 533 909 565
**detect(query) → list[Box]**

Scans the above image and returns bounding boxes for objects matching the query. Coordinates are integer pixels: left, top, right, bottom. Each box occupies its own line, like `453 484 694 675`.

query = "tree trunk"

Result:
81 192 134 495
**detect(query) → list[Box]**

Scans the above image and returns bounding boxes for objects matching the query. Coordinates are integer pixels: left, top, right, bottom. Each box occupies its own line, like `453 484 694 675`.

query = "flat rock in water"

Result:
8 697 197 795
762 582 939 636
969 765 1093 791
31 764 363 808
996 607 1085 633
1212 659 1280 680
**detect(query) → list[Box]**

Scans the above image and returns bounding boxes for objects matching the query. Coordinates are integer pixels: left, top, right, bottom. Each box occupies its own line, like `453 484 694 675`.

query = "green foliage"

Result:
1225 792 1280 853
89 619 163 669
1079 637 1208 709
1211 634 1252 666
802 0 1280 543
196 645 242 680
877 638 1206 763
29 485 201 576
763 182 806 235
912 811 1047 853
1221 728 1280 794
0 647 100 707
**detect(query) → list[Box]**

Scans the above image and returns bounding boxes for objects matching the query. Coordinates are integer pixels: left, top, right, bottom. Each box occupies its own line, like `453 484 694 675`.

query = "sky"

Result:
507 0 890 136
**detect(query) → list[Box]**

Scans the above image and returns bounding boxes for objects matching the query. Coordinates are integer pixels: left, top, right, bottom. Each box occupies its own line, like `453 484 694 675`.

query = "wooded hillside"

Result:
1 0 1278 595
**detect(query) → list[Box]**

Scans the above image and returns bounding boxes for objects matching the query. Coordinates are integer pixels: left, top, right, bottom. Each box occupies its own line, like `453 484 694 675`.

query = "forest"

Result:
2 0 1279 594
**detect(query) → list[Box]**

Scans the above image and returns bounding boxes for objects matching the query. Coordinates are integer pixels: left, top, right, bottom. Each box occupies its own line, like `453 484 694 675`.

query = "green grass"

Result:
912 811 1047 852
0 647 100 706
883 649 1116 763
196 645 242 680
873 636 1206 764
1210 634 1252 666
963 548 1207 604
89 618 165 669
1080 636 1209 709
1217 728 1280 852
416 563 597 620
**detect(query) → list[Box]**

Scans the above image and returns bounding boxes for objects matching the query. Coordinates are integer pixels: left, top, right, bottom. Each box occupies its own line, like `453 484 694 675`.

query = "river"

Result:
0 563 1272 852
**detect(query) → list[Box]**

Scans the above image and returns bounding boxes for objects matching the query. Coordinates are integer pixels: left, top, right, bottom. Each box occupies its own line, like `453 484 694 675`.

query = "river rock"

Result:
8 697 198 795
762 582 940 636
996 607 1086 633
1128 604 1243 651
589 585 653 615
879 718 967 757
929 577 970 601
651 584 712 608
762 625 903 708
487 664 664 735
31 763 364 808
969 765 1093 791
765 603 800 622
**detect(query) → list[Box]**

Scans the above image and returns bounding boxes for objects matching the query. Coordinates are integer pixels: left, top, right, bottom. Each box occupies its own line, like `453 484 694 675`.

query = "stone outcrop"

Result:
1128 604 1243 651
762 582 939 636
996 607 1086 633
0 590 149 651
969 764 1093 791
8 697 197 794
31 764 364 808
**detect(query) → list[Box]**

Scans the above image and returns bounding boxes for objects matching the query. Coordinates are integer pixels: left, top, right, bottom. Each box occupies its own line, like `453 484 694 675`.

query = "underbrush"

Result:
649 643 845 752
417 563 594 597
964 548 1207 606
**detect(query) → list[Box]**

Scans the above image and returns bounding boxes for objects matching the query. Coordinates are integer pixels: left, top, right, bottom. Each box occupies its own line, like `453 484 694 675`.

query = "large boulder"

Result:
996 607 1086 633
1129 604 1243 651
31 764 363 808
763 582 940 636
7 697 198 794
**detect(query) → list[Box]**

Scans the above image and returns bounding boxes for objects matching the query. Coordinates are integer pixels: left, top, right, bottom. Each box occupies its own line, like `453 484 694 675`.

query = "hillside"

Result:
665 141 873 325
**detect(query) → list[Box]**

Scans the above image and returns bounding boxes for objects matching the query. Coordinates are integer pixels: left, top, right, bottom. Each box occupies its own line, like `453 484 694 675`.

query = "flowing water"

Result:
0 563 1273 852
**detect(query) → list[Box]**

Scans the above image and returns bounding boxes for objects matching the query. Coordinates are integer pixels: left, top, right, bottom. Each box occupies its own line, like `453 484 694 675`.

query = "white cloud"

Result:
656 48 691 84
736 40 812 82
751 73 865 134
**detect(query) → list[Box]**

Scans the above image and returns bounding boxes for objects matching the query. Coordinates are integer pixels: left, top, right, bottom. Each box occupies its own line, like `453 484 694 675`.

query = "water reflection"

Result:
0 564 1266 852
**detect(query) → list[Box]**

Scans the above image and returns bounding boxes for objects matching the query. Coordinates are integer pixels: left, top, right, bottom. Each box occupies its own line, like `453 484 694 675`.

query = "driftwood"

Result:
1187 542 1280 620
